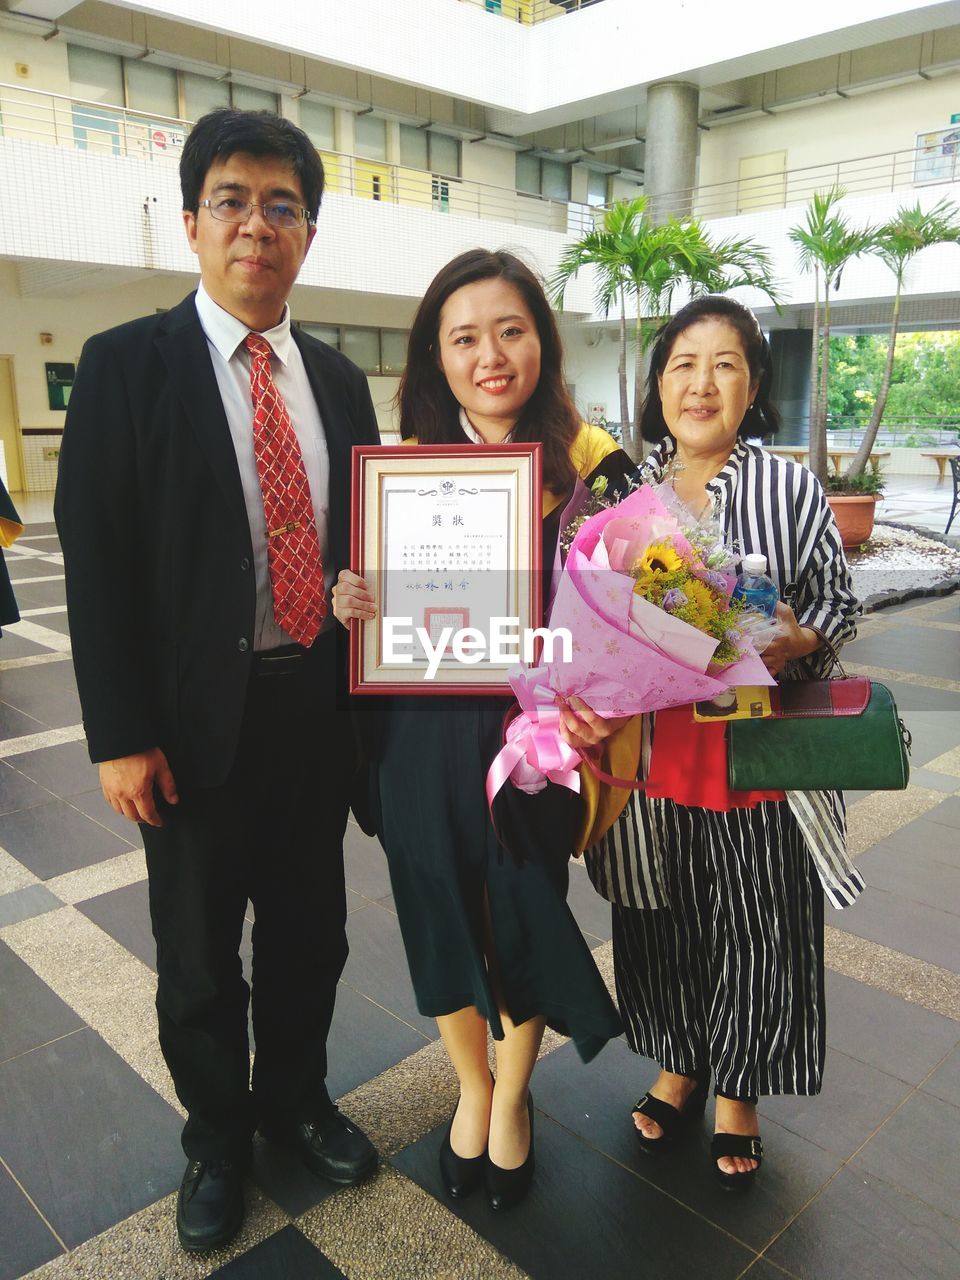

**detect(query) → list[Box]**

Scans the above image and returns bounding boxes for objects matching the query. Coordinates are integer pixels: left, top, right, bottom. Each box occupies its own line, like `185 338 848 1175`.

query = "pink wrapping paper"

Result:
485 484 774 807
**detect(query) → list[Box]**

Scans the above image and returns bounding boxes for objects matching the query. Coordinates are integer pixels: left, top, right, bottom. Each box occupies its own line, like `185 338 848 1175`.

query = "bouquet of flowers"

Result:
486 480 776 803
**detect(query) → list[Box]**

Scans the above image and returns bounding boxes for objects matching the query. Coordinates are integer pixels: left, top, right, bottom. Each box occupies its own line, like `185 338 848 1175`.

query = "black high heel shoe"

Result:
486 1093 535 1212
438 1101 486 1199
631 1074 708 1156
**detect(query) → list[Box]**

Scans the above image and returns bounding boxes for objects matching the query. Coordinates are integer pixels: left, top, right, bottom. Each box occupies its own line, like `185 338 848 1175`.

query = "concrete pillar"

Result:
769 329 813 445
644 81 699 223
334 108 354 157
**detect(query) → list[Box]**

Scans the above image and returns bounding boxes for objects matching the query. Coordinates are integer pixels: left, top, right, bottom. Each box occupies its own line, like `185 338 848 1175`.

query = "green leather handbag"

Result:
728 656 912 793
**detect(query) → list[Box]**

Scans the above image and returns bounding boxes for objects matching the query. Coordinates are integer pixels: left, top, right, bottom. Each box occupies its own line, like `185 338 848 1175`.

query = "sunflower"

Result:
633 567 664 598
634 543 685 577
684 576 718 620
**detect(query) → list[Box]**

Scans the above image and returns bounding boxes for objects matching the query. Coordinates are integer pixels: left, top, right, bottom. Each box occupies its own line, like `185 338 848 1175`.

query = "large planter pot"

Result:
827 494 878 548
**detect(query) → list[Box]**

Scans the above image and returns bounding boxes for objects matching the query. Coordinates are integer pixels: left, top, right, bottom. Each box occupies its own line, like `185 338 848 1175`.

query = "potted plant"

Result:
824 469 884 548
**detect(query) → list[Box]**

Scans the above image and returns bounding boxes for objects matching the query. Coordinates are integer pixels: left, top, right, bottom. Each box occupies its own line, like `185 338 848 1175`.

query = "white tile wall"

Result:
22 435 61 493
0 135 597 311
6 131 958 331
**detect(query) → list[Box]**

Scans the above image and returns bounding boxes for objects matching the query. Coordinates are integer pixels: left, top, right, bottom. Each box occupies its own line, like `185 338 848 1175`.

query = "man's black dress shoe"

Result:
176 1158 244 1253
261 1108 378 1185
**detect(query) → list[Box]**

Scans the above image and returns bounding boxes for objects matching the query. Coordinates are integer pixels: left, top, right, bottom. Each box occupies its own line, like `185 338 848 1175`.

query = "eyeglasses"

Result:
199 197 313 229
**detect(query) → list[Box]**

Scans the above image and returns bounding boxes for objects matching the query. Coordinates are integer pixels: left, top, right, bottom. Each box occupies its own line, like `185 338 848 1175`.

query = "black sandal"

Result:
711 1133 763 1191
631 1077 708 1156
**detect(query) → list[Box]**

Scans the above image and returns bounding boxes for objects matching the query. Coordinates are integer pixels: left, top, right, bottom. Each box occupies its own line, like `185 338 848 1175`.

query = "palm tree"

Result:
689 230 781 301
551 199 780 457
613 213 715 452
845 199 960 478
788 188 875 483
549 201 635 431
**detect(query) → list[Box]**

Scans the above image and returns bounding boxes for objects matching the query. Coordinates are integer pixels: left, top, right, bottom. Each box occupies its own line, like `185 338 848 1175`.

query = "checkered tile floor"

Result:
1 510 958 1280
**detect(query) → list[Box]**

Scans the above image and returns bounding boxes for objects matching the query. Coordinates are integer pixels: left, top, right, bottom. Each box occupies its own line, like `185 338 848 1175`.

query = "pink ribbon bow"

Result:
485 667 582 807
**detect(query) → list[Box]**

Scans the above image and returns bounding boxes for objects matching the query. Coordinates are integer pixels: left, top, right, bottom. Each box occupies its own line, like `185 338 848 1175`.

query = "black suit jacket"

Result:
55 292 380 789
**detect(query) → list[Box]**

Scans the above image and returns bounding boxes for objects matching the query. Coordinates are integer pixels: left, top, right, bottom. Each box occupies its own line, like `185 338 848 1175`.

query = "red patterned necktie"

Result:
244 333 326 646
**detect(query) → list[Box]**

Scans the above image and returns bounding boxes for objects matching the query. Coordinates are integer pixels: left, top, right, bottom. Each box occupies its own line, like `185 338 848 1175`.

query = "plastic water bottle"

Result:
732 553 779 618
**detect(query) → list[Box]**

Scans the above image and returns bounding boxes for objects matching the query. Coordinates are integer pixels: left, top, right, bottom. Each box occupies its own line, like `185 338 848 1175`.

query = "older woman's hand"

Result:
332 569 377 627
558 696 634 754
761 601 821 675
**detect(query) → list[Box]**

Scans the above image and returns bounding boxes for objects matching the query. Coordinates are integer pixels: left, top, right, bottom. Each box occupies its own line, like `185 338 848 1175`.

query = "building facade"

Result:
0 0 958 490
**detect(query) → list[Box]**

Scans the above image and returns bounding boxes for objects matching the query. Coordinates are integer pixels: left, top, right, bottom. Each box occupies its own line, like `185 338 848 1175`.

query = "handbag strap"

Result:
579 749 647 791
817 631 849 679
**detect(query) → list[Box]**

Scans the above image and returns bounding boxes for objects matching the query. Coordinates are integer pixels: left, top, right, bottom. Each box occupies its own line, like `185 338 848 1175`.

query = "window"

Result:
300 100 335 152
183 73 230 121
432 177 450 213
298 324 410 375
586 169 608 207
399 127 461 183
381 330 409 374
68 46 278 121
68 46 124 104
301 324 340 350
342 328 381 374
429 131 460 177
126 61 179 118
231 83 278 113
516 154 571 201
399 124 428 171
355 113 387 161
516 153 540 195
68 48 123 153
541 159 570 201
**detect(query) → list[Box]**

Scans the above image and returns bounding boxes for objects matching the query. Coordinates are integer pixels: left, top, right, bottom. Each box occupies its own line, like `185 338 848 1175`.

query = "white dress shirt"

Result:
459 407 513 443
194 283 333 649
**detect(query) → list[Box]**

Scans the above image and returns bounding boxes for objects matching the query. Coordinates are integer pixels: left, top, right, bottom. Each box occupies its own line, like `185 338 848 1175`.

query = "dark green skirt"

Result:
376 696 621 1063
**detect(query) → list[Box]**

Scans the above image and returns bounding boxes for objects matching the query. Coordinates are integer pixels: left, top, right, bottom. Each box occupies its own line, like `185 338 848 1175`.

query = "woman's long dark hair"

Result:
640 294 781 444
398 249 580 495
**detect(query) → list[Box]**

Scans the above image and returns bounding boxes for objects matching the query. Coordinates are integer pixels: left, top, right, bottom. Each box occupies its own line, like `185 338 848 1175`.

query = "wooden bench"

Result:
767 445 890 476
921 449 960 483
826 447 891 477
768 446 808 465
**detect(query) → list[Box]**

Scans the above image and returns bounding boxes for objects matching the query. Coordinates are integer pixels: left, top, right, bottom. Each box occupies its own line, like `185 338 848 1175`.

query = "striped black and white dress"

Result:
585 438 862 1098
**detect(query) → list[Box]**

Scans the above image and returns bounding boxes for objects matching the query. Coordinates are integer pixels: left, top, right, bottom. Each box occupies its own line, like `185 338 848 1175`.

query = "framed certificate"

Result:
350 443 542 694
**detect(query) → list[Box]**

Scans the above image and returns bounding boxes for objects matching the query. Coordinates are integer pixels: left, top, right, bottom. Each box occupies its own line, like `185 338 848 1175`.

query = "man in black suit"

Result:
55 110 380 1253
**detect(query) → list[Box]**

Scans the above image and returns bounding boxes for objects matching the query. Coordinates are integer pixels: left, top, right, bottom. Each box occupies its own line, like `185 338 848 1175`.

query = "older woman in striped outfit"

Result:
586 295 861 1190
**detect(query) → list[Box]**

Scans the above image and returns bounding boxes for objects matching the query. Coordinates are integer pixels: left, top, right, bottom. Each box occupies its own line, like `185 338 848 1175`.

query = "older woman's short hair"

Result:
641 295 781 443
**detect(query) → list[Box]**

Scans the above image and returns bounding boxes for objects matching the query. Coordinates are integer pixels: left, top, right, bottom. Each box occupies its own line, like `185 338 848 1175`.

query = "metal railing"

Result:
776 416 960 448
2 80 958 241
825 417 960 448
457 0 605 23
662 147 960 222
0 82 591 236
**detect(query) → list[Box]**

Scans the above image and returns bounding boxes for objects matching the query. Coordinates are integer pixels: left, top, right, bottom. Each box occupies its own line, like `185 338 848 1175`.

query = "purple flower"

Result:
703 570 727 593
662 589 688 612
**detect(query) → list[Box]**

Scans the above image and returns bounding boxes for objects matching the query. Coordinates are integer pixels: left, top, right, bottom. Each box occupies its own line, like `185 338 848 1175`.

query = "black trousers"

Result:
143 632 352 1162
